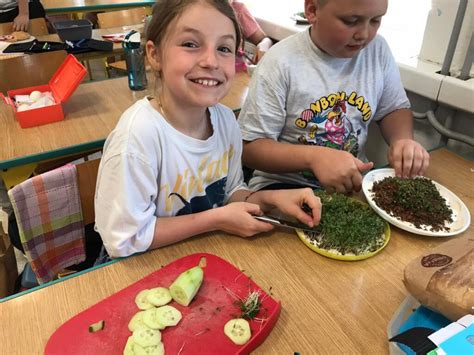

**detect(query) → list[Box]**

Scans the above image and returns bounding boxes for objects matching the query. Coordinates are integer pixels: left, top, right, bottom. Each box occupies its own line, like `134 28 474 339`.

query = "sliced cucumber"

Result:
154 305 182 327
123 336 135 355
88 320 105 333
128 311 148 332
224 318 252 345
135 289 154 310
132 327 161 348
169 266 203 306
146 287 172 307
142 308 166 330
133 341 165 355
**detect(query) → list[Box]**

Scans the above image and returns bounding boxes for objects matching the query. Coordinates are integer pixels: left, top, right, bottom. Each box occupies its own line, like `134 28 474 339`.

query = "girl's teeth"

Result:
195 79 218 86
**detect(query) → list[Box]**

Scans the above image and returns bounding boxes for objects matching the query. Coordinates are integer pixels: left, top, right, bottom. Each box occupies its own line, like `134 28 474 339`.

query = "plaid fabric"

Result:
8 164 86 284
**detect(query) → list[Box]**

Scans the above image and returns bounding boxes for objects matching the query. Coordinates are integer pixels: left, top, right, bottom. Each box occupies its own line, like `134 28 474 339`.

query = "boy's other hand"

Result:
389 139 430 178
310 148 373 193
13 15 29 32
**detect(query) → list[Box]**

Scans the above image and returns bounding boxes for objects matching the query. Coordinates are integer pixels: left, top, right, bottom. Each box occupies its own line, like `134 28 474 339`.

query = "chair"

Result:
97 7 150 29
0 17 48 36
97 7 151 77
7 158 101 288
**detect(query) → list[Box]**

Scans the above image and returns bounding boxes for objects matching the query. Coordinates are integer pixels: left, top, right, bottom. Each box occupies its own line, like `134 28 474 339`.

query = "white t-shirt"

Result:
0 0 16 12
95 98 246 257
239 29 410 190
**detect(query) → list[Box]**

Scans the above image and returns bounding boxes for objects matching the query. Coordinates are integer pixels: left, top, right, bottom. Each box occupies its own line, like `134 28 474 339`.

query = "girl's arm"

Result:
149 201 271 249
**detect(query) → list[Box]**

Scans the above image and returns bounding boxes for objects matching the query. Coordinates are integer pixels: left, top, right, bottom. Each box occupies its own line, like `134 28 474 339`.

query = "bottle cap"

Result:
122 30 141 49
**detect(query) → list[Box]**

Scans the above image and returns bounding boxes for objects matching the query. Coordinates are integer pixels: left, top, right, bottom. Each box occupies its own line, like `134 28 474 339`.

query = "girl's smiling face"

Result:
147 2 237 111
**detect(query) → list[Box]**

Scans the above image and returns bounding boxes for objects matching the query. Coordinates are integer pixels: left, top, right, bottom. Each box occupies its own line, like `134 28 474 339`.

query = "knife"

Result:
254 215 317 234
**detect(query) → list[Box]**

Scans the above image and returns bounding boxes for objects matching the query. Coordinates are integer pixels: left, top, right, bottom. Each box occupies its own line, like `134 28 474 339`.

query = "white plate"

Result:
362 168 471 237
0 35 35 44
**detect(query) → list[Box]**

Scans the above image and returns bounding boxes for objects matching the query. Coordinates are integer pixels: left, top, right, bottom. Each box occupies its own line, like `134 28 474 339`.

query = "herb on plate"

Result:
304 191 386 255
371 176 453 232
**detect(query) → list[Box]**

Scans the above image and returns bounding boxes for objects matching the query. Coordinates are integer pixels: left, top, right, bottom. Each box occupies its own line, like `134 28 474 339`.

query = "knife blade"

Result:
254 215 317 234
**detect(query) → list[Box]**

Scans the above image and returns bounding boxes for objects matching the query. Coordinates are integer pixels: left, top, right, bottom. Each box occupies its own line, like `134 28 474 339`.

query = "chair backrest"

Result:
0 17 48 36
97 7 151 28
76 159 100 226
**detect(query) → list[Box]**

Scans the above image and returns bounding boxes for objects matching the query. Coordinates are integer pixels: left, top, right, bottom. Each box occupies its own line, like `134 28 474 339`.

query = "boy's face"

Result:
147 2 236 109
305 0 387 58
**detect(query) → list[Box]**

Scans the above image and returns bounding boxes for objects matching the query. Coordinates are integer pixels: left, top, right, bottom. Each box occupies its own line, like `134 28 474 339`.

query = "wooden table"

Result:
0 148 472 353
0 51 68 95
42 0 155 15
0 71 250 187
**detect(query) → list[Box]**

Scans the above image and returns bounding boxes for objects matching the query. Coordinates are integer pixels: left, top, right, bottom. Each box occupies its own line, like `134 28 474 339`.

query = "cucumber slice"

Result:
128 311 148 332
133 342 165 355
135 289 154 310
142 308 166 330
146 287 172 307
154 305 182 327
132 327 161 348
169 266 203 306
123 336 135 355
88 320 105 333
224 318 252 345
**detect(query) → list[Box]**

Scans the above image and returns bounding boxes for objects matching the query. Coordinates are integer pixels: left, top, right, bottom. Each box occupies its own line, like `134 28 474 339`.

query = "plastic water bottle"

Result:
123 31 148 91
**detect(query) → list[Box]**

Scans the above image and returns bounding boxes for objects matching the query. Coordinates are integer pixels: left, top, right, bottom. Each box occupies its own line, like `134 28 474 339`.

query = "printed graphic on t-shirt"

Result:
170 177 227 215
294 91 373 183
159 146 235 214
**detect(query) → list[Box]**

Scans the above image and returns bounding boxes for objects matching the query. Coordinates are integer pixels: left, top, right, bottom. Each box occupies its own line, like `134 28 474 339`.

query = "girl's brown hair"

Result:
146 0 242 52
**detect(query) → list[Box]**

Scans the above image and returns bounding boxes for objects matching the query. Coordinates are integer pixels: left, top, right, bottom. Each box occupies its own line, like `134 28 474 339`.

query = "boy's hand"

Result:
13 15 29 32
389 139 430 178
309 148 373 193
271 188 322 227
216 202 274 237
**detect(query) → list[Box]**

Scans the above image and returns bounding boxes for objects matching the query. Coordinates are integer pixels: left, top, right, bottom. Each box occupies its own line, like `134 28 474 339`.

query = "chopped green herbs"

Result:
371 176 453 232
238 291 262 320
305 192 386 255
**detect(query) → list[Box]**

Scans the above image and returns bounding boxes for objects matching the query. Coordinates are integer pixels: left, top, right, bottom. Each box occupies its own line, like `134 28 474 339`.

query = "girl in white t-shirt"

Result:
95 0 322 258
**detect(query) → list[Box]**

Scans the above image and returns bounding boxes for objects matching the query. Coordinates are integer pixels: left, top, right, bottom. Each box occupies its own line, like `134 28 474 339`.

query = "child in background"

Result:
231 1 273 63
94 0 321 258
0 0 45 31
238 0 430 193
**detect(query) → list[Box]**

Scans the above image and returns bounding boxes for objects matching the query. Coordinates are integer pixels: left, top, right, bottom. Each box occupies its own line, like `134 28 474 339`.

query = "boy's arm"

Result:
13 0 29 31
378 108 430 177
242 138 372 193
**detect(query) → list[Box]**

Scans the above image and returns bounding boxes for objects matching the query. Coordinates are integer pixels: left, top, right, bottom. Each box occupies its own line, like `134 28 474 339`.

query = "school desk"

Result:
42 0 155 15
0 51 68 95
35 24 144 62
0 71 250 189
0 148 472 353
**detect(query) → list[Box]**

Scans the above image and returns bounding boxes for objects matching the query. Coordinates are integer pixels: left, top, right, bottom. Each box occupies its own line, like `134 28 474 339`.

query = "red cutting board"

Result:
45 253 281 355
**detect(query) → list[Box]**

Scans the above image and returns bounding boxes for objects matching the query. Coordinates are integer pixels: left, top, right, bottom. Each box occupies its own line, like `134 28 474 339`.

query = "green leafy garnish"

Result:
306 192 386 255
